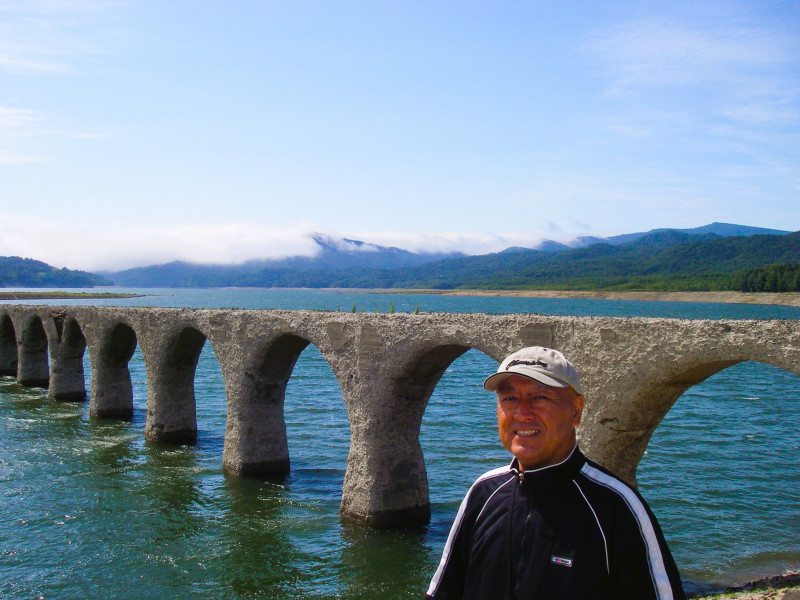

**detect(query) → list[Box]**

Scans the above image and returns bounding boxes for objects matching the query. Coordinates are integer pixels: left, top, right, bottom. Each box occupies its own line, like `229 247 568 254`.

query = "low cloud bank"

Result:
0 216 591 272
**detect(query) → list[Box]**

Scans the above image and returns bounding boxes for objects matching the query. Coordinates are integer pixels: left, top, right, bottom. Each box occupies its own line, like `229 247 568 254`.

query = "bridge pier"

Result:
0 316 17 376
17 317 49 388
143 327 204 444
221 374 291 477
221 334 309 478
337 342 471 526
341 418 431 526
48 318 87 401
90 323 138 419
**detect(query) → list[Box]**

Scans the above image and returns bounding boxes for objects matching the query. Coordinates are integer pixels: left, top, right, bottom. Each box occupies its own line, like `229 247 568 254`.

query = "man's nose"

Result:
514 397 537 417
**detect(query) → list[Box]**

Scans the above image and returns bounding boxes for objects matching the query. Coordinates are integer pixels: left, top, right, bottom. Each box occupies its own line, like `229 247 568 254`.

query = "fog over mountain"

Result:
2 222 793 289
101 222 793 288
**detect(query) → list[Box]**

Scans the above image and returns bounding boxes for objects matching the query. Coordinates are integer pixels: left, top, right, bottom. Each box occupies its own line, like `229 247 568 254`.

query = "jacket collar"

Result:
510 445 584 487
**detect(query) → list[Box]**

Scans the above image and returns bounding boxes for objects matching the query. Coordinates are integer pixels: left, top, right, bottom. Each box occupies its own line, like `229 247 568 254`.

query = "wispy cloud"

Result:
0 218 324 271
0 106 39 128
590 18 793 91
587 17 800 129
0 106 45 163
0 0 123 74
581 14 800 203
0 216 602 272
348 231 585 257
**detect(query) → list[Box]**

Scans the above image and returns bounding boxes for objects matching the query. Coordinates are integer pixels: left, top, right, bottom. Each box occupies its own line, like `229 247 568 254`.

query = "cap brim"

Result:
483 369 570 392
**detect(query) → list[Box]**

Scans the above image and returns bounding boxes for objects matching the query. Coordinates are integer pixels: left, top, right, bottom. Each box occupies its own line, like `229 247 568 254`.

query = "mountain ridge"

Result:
0 256 111 288
104 222 791 287
2 222 796 290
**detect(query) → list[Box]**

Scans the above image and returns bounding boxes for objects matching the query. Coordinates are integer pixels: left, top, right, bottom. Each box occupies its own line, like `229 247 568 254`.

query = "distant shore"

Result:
422 289 800 307
0 291 142 300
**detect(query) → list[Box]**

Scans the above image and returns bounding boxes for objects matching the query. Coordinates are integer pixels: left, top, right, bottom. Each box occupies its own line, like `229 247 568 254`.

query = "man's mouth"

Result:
515 429 540 437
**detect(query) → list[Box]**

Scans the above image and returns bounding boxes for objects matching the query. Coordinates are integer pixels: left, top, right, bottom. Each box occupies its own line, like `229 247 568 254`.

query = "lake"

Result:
1 288 799 598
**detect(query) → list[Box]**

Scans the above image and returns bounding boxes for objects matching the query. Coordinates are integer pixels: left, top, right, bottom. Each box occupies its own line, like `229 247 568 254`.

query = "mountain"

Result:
18 222 795 291
571 235 608 247
602 222 791 246
104 224 799 290
264 234 464 270
367 229 800 290
0 256 111 288
191 229 800 291
106 233 465 287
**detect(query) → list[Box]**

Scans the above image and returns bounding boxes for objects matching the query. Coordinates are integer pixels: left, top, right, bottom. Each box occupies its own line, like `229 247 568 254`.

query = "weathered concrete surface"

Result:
16 313 49 387
46 311 87 401
0 314 17 376
0 305 798 526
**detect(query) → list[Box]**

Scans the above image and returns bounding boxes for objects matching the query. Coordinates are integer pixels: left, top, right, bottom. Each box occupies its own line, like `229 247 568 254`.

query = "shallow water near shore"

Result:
1 288 799 598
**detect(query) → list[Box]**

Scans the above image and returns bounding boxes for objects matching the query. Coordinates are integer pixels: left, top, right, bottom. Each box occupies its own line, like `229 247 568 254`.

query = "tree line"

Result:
0 256 109 288
729 264 800 292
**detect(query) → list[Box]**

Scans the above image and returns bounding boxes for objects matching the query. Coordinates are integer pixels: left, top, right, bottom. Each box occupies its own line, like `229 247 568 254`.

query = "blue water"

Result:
1 288 799 598
12 286 800 320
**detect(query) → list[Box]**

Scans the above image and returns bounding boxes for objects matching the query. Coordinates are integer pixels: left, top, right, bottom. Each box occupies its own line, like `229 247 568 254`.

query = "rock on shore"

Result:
691 572 800 599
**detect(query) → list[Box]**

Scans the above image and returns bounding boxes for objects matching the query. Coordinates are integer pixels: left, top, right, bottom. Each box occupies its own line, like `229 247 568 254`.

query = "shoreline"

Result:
3 288 800 309
691 571 800 599
0 291 142 300
422 289 800 307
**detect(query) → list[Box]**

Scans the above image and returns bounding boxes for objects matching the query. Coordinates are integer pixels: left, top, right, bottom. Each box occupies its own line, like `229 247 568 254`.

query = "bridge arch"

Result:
637 360 800 587
421 348 504 507
90 321 140 420
144 325 210 444
340 339 499 526
586 347 800 486
17 314 49 388
284 343 350 489
48 315 88 401
0 314 17 376
222 332 315 478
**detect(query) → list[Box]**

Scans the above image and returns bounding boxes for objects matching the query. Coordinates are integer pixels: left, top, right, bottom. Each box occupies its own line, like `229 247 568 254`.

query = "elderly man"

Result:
425 346 685 600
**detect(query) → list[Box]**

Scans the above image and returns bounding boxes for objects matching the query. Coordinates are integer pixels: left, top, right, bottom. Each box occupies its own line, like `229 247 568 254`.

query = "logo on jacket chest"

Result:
551 555 574 567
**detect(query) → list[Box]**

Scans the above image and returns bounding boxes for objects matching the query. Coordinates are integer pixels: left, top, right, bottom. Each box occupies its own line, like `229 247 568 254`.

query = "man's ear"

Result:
573 394 585 427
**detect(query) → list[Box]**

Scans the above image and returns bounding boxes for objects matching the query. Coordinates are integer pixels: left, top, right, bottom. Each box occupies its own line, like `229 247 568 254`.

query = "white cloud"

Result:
590 18 793 91
0 106 45 163
0 106 39 128
0 216 613 272
0 149 41 164
0 217 322 271
347 231 581 257
0 0 123 74
587 17 800 129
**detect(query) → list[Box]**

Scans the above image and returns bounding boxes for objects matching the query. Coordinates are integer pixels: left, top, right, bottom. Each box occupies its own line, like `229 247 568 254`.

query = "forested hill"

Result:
6 228 800 291
373 230 800 290
0 257 111 288
197 230 800 291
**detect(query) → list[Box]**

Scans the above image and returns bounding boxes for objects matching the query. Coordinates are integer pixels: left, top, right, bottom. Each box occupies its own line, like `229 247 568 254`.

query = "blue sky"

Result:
1 0 798 271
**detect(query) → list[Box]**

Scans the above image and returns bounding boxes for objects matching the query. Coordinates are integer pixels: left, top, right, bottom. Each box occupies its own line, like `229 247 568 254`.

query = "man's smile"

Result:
515 428 540 437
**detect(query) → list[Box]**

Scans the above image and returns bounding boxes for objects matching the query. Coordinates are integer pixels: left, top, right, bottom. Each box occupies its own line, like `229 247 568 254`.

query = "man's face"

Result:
496 375 584 471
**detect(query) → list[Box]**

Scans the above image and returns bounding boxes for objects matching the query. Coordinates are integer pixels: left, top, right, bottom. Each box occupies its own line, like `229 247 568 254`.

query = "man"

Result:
425 346 685 600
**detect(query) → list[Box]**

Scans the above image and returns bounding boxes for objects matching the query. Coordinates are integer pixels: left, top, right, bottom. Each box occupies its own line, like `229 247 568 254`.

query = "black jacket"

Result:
426 447 685 600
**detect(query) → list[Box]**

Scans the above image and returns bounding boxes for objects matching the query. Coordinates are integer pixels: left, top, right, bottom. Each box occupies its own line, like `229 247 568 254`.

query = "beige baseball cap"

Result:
483 346 583 395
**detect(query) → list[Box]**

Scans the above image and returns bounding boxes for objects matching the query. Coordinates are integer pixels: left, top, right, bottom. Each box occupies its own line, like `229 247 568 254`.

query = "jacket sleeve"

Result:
425 491 476 600
609 489 686 600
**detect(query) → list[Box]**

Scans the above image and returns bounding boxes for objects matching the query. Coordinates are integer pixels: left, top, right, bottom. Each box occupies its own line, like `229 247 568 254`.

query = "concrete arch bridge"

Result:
1 305 798 526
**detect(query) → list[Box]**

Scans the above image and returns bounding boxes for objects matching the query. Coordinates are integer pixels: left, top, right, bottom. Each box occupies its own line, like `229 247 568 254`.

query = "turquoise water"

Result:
1 289 799 598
